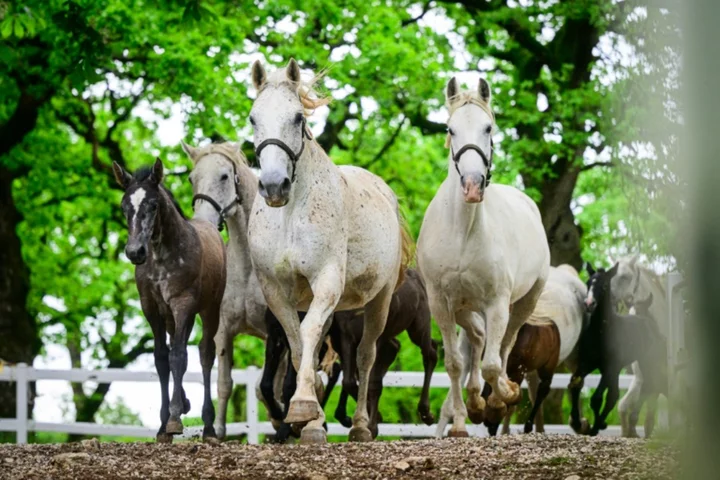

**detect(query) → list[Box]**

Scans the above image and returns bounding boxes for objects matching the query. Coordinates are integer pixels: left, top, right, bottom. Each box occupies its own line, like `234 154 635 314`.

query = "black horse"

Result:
569 263 666 436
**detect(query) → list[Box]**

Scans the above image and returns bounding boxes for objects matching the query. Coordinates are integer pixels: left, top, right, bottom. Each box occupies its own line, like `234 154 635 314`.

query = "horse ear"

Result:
585 261 596 277
608 261 619 278
446 77 459 102
286 58 301 84
478 78 491 103
181 140 199 163
112 162 132 190
251 60 266 90
152 158 164 184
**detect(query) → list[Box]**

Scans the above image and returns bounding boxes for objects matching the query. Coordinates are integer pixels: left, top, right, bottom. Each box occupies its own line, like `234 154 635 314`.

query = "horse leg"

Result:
349 284 393 442
502 405 515 435
644 394 659 438
199 307 220 443
482 298 519 407
259 309 288 429
322 362 342 409
524 368 553 434
569 369 591 435
456 311 486 424
146 305 172 443
619 362 644 438
525 371 544 433
332 318 357 428
592 372 620 436
166 306 195 435
368 338 400 439
286 269 342 444
430 297 466 438
272 354 298 443
213 320 236 440
481 382 501 436
406 303 438 425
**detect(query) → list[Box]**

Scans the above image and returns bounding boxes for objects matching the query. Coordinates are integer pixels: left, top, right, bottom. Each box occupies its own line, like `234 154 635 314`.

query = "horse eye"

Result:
294 113 304 125
188 176 193 185
249 116 256 127
448 128 455 136
485 125 492 134
220 174 229 181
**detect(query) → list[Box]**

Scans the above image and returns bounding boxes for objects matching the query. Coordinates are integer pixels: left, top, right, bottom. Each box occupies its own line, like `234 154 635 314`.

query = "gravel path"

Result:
0 435 677 479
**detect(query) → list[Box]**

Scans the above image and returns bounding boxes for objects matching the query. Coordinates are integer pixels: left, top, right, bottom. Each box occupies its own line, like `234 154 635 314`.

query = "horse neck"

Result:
151 190 192 258
285 140 333 209
225 201 254 280
236 162 258 218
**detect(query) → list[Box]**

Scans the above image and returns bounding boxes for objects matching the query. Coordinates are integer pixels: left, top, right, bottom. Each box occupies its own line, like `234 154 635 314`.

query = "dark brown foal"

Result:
331 268 438 438
482 319 561 436
113 159 226 443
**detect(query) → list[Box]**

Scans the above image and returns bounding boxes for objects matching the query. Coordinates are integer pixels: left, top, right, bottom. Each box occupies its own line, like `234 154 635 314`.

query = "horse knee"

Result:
482 362 502 384
444 354 462 378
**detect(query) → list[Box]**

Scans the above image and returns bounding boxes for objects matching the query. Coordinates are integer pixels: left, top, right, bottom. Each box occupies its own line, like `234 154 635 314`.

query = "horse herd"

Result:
111 59 669 445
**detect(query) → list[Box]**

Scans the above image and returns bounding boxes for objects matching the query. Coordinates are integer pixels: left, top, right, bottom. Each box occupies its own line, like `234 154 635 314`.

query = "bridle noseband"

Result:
254 117 311 183
450 139 494 187
191 154 243 231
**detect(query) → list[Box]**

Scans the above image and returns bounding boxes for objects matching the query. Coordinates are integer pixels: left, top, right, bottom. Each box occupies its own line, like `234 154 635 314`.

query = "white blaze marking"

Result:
129 188 146 222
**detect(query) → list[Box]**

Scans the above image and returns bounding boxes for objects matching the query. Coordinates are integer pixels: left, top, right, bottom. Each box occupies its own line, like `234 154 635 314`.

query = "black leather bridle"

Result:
191 154 243 231
254 117 311 183
449 139 494 187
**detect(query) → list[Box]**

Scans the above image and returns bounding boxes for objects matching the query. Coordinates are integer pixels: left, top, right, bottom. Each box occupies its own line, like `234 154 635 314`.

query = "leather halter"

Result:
254 117 311 183
191 153 243 231
450 139 493 187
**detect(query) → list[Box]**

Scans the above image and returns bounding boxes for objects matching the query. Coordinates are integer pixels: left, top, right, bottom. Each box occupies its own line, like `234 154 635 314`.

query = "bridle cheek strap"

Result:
450 140 494 187
254 118 310 183
191 155 243 231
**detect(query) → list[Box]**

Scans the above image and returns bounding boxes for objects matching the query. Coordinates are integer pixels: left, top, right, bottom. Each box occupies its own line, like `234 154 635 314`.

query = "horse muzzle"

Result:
126 243 148 265
258 174 291 208
461 174 486 203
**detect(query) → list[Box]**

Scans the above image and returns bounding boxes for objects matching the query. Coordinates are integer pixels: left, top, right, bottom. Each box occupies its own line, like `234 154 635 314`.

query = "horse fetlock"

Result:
418 404 435 426
497 377 521 405
523 422 534 434
214 424 227 440
285 398 322 424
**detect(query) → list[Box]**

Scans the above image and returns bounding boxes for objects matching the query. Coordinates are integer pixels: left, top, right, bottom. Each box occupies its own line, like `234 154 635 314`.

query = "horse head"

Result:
444 76 495 203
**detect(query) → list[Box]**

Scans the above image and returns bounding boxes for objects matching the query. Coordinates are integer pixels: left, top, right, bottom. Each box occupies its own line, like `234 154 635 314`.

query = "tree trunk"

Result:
0 166 38 441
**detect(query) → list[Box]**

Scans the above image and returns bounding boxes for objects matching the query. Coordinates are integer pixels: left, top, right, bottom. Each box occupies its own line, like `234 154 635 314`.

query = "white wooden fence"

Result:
0 364 636 444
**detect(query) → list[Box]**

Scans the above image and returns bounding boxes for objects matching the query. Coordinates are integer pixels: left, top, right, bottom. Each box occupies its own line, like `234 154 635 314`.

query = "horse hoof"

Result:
505 381 522 405
448 428 469 438
214 425 226 440
203 436 220 445
270 418 283 432
300 427 327 444
523 423 533 434
285 399 321 424
165 418 184 435
420 412 436 426
466 396 486 424
156 432 173 443
349 426 373 442
183 397 191 414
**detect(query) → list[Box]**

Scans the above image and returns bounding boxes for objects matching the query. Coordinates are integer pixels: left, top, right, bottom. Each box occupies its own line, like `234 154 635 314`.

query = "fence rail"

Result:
0 364 636 444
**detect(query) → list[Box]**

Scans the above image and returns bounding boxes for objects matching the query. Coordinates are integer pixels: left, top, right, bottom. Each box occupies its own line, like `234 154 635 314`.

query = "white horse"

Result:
609 255 668 437
183 141 286 438
247 59 412 443
417 77 550 437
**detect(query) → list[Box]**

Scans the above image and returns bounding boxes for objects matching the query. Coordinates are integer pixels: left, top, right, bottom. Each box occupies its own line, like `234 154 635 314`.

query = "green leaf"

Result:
1 20 13 39
13 18 24 38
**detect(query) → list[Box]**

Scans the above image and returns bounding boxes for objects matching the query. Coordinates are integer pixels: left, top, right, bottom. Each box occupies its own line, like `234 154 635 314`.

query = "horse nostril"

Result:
460 175 465 186
258 179 265 192
137 245 146 258
281 177 291 192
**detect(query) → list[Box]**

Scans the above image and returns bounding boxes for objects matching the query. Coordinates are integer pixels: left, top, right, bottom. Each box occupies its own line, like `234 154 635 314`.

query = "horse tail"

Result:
395 210 414 292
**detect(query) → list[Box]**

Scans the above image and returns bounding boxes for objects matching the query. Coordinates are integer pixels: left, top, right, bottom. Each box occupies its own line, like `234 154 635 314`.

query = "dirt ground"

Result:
0 434 677 480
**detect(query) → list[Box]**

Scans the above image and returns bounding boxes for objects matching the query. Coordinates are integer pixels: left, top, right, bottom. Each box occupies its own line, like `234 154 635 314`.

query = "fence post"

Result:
245 366 259 444
16 363 28 444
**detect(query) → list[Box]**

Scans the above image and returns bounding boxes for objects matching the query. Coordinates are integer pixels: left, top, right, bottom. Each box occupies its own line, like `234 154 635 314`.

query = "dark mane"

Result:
132 165 186 219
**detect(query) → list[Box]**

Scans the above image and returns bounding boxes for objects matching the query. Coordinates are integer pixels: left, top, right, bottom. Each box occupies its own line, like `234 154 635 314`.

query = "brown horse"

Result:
482 320 561 435
113 159 226 443
330 268 438 438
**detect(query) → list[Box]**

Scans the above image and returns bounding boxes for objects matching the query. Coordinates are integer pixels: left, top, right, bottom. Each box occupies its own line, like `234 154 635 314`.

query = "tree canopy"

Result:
0 0 680 432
